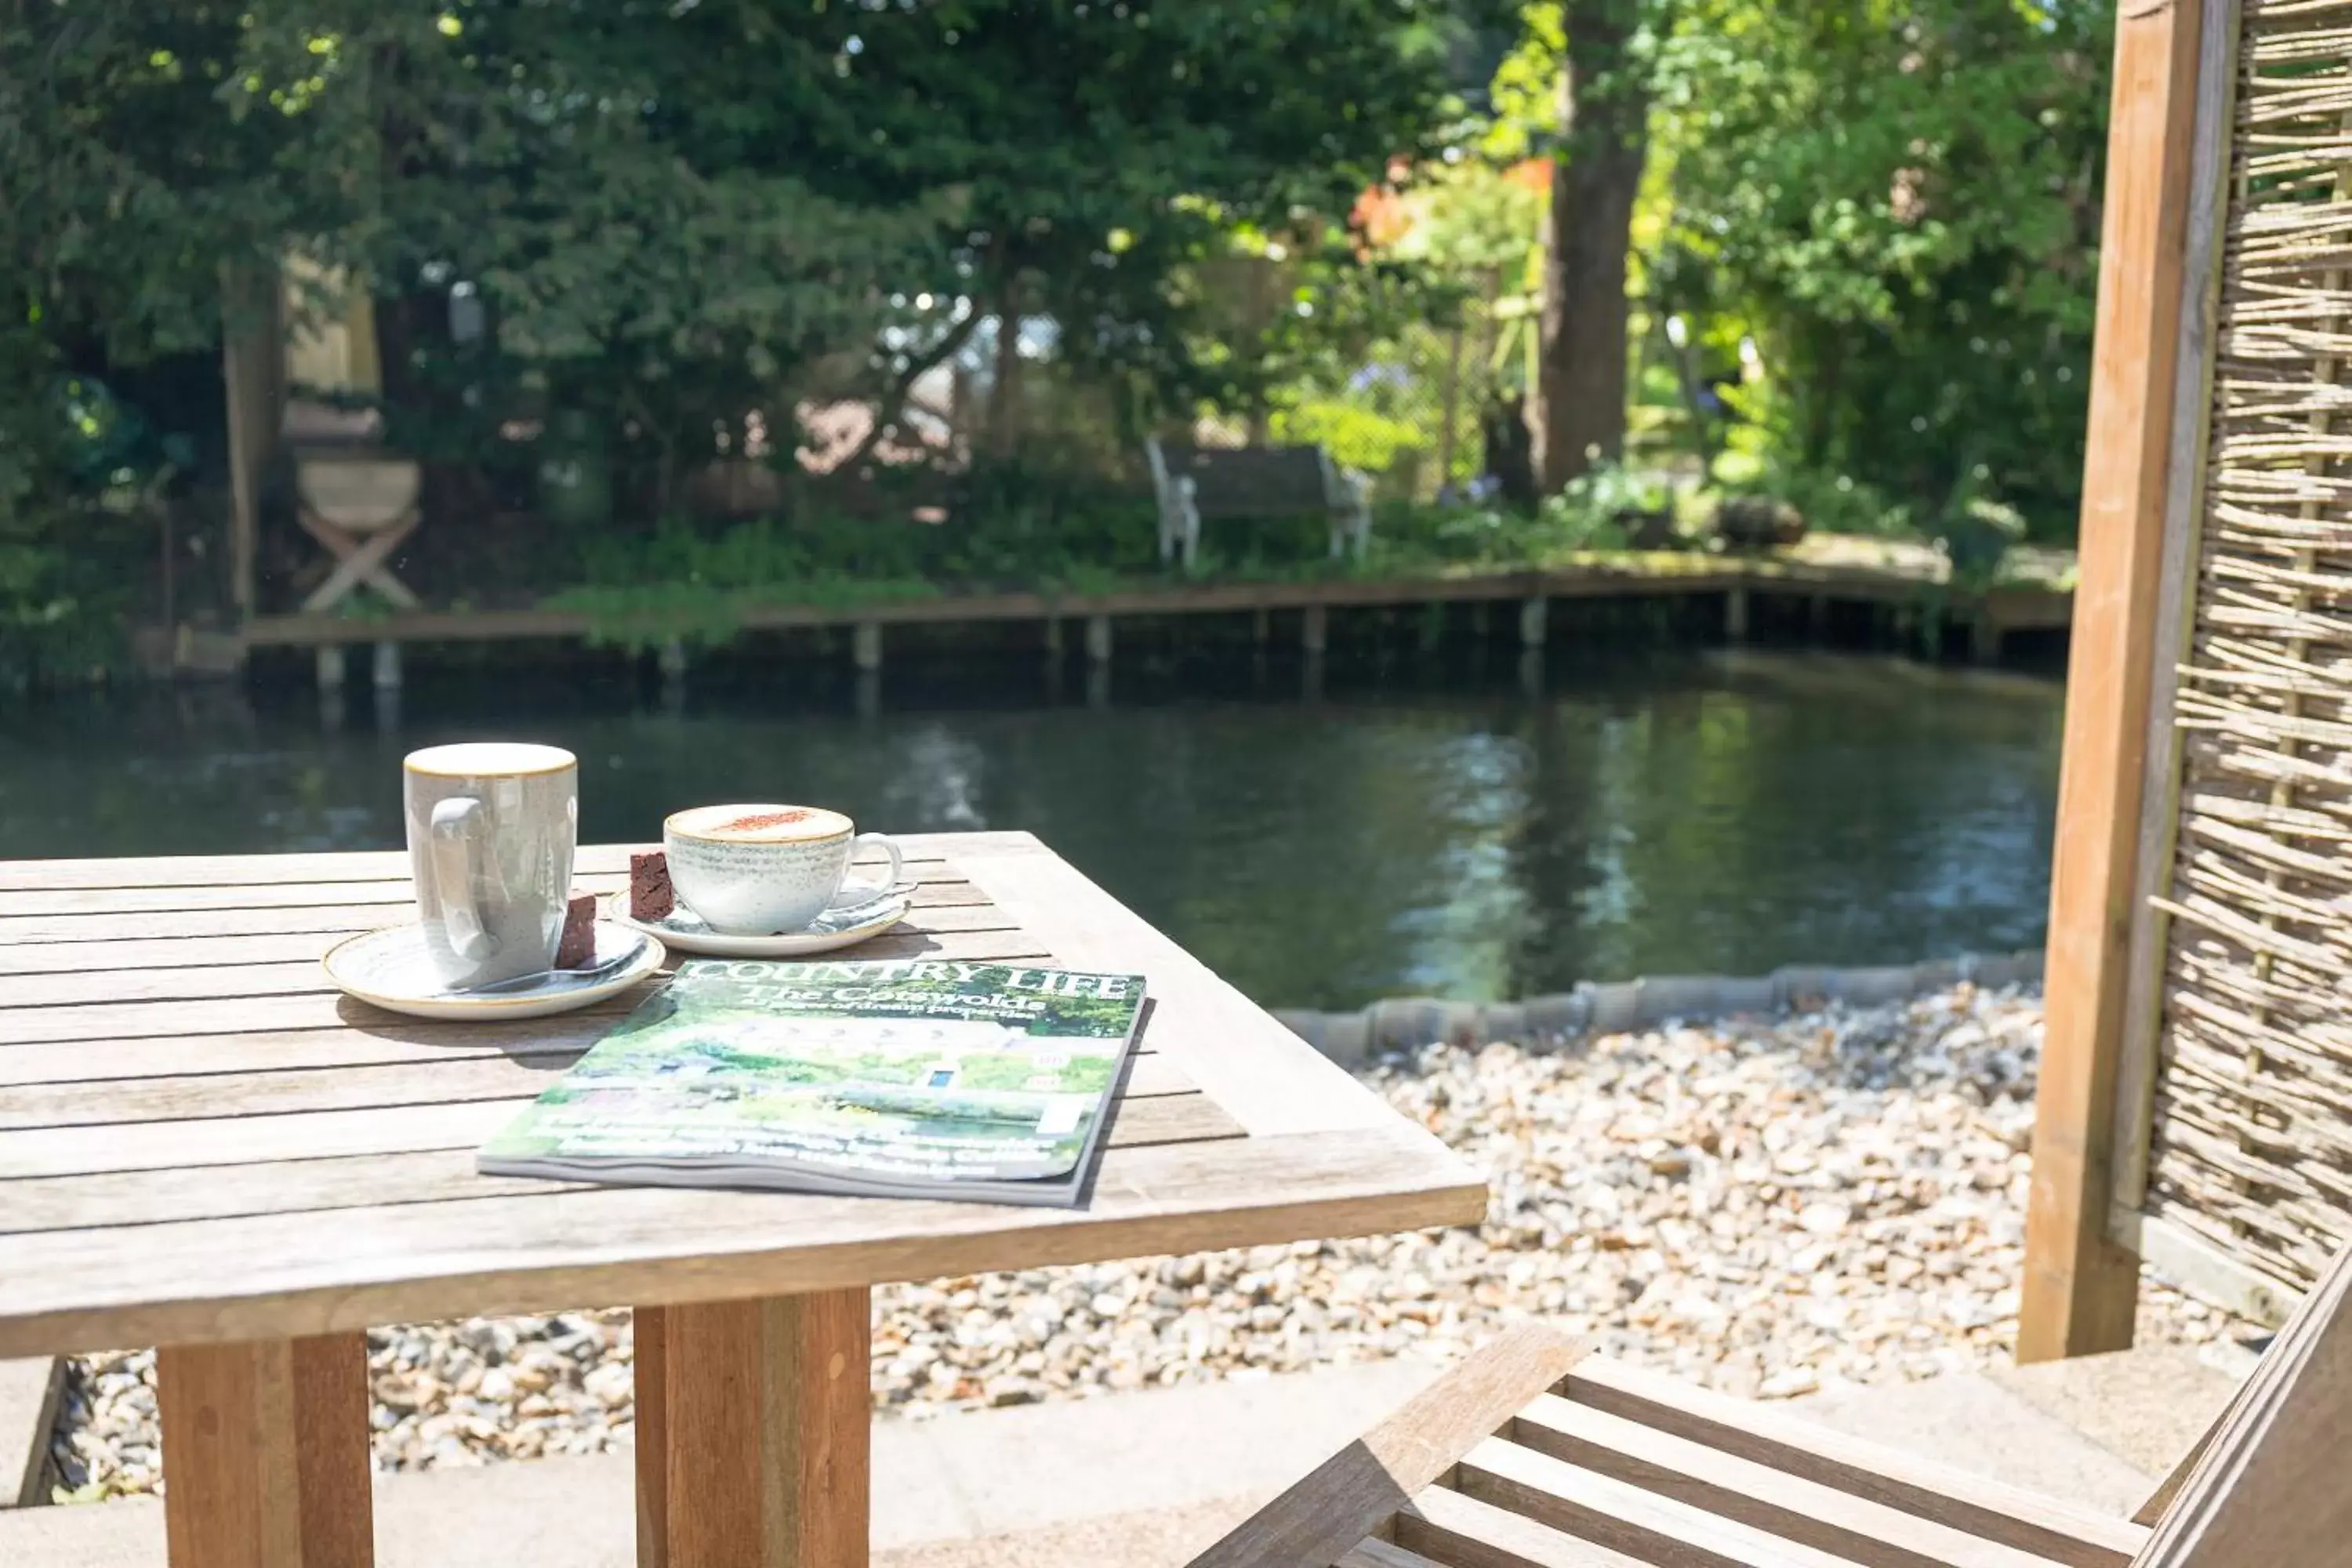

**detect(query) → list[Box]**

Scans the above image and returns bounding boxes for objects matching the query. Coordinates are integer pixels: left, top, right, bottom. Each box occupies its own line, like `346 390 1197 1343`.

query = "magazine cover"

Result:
477 958 1148 1205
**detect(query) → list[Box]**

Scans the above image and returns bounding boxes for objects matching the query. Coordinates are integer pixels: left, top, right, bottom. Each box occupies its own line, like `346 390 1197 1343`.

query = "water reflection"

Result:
0 649 2060 1010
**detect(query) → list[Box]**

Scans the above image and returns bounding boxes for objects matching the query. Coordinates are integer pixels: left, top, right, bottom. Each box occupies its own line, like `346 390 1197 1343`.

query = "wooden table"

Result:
0 831 1483 1567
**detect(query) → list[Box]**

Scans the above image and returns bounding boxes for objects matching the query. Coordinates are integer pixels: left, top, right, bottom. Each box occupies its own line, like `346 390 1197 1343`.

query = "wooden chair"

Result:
1190 1237 2352 1567
1146 438 1373 569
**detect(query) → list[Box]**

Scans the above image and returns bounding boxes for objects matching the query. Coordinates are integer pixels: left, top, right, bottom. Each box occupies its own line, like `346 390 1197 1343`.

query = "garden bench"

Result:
1192 1236 2352 1567
1146 438 1373 569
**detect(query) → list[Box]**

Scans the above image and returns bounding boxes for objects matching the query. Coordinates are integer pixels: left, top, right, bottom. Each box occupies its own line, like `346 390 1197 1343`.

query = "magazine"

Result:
477 958 1148 1206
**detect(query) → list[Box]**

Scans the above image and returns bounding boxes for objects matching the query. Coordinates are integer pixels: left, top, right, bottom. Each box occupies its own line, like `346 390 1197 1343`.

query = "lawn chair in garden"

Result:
1189 1236 2352 1567
1146 437 1374 569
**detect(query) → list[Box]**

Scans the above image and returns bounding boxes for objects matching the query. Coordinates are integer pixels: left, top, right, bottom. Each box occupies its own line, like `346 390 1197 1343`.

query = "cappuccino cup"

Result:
405 743 579 989
663 804 903 935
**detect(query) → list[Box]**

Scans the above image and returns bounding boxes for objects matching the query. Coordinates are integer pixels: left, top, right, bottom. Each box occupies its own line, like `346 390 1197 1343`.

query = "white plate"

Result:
604 884 912 959
322 921 667 1021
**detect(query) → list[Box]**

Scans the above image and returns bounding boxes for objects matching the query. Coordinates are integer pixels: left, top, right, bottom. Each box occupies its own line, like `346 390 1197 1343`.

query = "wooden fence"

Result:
2024 0 2352 1353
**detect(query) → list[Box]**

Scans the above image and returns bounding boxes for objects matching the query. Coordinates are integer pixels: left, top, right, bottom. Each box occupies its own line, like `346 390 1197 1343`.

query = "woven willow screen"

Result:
2143 0 2352 1295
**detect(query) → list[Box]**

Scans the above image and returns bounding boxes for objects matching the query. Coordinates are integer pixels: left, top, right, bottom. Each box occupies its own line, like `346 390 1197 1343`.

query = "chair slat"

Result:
1188 1326 1585 1568
1398 1483 1653 1568
1454 1433 1862 1568
2136 1232 2352 1566
1564 1360 2145 1567
1511 1392 2075 1568
1338 1541 1454 1568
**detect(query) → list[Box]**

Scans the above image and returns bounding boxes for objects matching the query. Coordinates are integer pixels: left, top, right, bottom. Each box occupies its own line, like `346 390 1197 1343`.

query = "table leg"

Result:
633 1290 870 1568
156 1332 373 1568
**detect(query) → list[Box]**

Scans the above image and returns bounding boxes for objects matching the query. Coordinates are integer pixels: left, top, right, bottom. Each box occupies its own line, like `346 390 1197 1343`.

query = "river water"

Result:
0 648 2061 1011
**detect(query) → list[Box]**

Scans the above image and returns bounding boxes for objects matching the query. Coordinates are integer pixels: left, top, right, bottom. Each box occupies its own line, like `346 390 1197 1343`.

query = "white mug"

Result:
405 743 579 989
663 804 902 935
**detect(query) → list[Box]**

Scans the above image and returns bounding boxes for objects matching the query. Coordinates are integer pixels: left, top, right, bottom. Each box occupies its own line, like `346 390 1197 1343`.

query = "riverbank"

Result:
241 538 2073 683
43 980 2247 1501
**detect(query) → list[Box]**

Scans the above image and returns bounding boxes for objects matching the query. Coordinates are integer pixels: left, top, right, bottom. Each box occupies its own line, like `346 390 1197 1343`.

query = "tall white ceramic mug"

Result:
663 804 902 935
404 743 579 989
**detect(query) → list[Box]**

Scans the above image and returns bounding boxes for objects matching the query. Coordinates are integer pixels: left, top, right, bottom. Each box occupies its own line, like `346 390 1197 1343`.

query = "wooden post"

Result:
1724 586 1750 644
634 1291 870 1568
2019 0 2207 1363
157 1333 373 1568
1517 597 1546 648
1969 606 2002 665
851 621 883 673
221 265 283 626
1301 604 1328 656
1084 614 1113 665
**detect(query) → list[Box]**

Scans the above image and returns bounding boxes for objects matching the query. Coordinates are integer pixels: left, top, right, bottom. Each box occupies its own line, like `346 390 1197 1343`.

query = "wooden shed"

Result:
2024 0 2352 1354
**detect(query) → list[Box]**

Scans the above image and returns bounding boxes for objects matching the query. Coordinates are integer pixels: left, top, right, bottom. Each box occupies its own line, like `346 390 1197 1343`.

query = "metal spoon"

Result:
459 933 651 996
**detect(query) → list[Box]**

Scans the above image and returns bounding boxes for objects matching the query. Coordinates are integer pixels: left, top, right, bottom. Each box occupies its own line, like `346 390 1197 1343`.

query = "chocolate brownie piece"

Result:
630 851 674 921
555 893 597 968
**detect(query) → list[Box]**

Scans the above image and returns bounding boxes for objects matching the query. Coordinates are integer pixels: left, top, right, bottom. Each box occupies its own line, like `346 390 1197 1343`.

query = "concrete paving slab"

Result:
0 1356 60 1508
1987 1345 2245 1481
9 1348 2223 1566
0 1486 1265 1568
0 1356 1444 1566
920 1359 1444 1538
1792 1370 2157 1518
877 1497 1259 1568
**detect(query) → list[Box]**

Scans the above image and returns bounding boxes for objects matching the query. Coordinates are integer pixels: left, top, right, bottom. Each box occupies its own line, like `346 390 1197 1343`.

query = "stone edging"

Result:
1272 949 2045 1068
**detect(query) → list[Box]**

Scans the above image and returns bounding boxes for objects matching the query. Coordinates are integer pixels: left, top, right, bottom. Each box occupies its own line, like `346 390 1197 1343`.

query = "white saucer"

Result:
322 920 668 1020
604 884 912 959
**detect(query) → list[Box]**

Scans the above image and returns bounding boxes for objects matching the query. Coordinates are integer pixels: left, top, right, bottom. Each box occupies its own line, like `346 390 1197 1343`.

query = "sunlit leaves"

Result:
1651 0 2108 532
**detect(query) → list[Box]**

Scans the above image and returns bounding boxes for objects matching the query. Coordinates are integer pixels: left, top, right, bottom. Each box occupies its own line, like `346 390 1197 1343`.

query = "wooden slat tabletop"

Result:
0 831 1483 1357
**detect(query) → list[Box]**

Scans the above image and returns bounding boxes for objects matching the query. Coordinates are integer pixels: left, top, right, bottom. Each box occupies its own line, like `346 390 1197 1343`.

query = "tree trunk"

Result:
1531 1 1650 493
987 270 1023 459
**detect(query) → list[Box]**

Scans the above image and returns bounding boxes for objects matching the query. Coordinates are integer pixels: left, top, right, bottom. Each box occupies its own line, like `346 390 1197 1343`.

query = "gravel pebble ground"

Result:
47 983 2254 1499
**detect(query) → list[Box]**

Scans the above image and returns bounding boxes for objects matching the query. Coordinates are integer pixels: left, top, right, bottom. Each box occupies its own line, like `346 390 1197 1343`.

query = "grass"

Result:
536 500 2074 651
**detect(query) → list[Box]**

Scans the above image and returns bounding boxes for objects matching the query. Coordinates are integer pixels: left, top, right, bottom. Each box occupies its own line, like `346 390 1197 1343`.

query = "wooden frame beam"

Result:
2020 0 2211 1362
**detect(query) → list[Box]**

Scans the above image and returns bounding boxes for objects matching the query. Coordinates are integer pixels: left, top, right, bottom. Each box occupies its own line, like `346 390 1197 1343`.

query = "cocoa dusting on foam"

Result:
717 808 817 834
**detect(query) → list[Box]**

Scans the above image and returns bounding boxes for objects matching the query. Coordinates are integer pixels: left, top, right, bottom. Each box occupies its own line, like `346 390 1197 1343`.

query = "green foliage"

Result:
1722 441 1912 538
1549 461 1667 531
1271 400 1429 476
1652 0 2108 538
0 3 295 681
546 460 1168 646
1938 496 2027 589
1377 463 1661 566
0 0 1467 682
1 0 2107 687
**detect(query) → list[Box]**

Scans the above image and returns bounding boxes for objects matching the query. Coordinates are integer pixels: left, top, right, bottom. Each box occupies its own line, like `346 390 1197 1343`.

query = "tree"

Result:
1651 0 2109 535
1532 0 1654 492
0 1 310 676
771 0 1465 457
